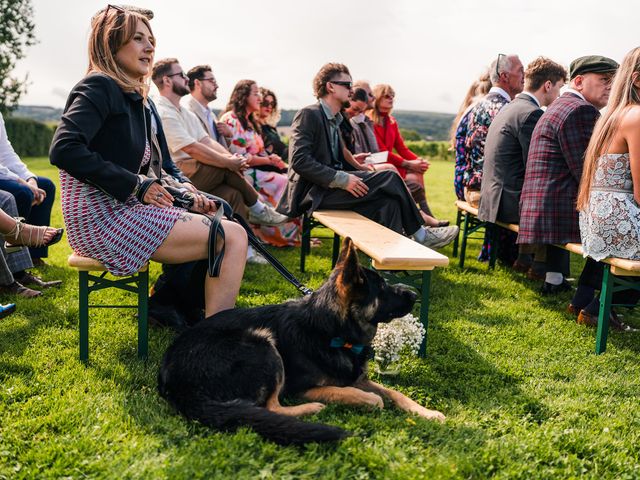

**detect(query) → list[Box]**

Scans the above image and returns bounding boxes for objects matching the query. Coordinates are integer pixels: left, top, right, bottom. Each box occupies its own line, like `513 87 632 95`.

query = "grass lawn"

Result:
1 157 639 479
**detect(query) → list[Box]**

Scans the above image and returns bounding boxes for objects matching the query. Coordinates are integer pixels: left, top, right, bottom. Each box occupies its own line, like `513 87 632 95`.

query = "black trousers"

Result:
578 257 640 306
546 245 571 276
318 170 423 235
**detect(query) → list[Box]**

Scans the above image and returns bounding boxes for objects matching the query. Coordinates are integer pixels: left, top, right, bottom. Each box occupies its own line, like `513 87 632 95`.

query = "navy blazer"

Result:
50 73 152 202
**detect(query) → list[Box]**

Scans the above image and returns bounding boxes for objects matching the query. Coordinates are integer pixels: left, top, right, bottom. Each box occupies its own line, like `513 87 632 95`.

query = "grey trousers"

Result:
0 190 33 285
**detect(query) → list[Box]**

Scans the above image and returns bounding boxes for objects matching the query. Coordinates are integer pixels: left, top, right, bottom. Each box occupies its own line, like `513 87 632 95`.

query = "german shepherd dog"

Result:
158 238 445 446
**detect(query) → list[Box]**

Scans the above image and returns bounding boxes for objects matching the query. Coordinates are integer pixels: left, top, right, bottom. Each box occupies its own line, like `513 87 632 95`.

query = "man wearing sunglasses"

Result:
277 62 458 249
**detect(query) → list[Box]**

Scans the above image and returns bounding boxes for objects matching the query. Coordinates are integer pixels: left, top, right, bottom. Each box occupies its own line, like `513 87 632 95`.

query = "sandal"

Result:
4 217 64 250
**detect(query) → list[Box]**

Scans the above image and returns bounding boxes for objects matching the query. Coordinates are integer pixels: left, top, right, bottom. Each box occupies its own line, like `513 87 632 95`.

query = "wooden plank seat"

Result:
453 200 519 269
68 253 149 362
558 244 640 354
301 210 449 356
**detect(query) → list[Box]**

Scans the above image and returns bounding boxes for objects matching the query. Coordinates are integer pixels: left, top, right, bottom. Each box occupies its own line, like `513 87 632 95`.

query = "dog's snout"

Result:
405 289 418 304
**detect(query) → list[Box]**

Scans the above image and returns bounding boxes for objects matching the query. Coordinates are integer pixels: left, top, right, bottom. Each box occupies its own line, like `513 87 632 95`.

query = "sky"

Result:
12 0 640 114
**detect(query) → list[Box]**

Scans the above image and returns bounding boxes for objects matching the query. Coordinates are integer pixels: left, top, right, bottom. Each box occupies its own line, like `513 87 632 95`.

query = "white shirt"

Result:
155 95 208 163
564 88 586 102
0 112 36 182
520 91 541 108
489 86 511 102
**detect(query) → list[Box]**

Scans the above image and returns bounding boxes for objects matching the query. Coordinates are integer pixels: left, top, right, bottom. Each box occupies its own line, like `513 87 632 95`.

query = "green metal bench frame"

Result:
77 268 149 362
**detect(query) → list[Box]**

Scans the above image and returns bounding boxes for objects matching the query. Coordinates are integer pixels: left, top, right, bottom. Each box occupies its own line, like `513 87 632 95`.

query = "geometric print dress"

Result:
59 141 184 276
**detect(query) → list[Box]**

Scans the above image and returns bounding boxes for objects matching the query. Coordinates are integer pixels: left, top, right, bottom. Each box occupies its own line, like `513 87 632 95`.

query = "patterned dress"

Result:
220 111 300 247
60 141 183 276
453 109 472 200
580 153 640 261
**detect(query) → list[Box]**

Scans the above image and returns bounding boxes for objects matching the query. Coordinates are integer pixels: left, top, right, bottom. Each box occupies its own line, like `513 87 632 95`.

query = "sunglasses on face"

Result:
261 101 276 108
167 71 188 80
330 80 353 90
383 94 395 100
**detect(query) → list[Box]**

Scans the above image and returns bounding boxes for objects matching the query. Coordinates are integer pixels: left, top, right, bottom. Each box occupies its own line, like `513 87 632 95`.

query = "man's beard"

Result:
172 82 190 97
204 91 217 102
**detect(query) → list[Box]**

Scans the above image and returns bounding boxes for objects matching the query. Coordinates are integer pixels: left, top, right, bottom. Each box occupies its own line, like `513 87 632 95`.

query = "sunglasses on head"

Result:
495 53 506 78
261 100 276 108
100 4 125 30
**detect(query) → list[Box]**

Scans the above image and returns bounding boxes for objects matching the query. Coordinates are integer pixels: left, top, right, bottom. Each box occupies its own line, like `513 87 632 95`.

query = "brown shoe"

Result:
0 281 42 298
577 309 637 332
526 267 545 282
14 271 62 289
512 260 531 273
567 304 580 317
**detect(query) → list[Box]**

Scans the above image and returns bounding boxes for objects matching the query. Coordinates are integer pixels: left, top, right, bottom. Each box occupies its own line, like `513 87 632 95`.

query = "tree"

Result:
0 0 36 115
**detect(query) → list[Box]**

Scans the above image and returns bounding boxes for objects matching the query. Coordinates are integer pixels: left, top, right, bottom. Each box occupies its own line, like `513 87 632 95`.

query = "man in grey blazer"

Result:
277 63 458 248
184 65 232 150
478 57 567 270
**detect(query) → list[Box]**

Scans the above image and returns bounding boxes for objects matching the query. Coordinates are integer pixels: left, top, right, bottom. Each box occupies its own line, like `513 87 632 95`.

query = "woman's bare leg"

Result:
152 212 248 317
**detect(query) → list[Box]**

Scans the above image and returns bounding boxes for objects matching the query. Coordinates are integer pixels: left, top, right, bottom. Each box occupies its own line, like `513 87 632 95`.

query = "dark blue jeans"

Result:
0 176 56 259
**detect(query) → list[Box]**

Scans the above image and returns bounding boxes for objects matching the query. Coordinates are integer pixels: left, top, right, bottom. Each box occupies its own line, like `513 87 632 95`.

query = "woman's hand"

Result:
353 152 370 165
143 183 174 208
268 154 287 170
403 159 429 173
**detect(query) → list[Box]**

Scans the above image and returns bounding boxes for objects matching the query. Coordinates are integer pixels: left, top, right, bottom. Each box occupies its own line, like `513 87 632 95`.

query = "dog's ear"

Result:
335 237 364 288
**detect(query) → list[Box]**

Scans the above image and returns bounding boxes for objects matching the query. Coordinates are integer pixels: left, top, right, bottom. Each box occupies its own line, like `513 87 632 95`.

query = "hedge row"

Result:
4 117 55 157
405 140 453 161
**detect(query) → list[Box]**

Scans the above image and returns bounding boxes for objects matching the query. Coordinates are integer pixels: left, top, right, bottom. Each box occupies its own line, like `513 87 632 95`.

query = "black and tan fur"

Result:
158 238 445 446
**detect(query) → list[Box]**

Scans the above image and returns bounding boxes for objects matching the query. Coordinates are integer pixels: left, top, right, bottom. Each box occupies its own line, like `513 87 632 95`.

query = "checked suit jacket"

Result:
517 92 600 245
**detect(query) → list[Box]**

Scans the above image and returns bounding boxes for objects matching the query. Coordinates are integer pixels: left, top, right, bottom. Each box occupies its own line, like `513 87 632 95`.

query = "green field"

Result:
1 157 639 479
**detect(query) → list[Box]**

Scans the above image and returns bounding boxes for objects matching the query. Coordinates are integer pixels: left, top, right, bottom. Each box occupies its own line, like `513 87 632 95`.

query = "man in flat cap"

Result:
517 55 618 307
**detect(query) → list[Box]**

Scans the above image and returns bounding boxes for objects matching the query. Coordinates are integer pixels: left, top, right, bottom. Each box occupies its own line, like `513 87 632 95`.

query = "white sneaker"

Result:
247 253 269 265
248 204 288 226
417 226 459 249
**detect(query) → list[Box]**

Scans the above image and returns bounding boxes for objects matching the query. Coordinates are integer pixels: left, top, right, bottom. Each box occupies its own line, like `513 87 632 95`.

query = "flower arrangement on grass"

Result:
371 313 425 373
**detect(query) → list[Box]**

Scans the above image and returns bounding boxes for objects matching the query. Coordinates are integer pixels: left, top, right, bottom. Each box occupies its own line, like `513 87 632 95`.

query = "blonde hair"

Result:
449 70 491 144
369 84 396 126
87 7 155 96
577 47 640 210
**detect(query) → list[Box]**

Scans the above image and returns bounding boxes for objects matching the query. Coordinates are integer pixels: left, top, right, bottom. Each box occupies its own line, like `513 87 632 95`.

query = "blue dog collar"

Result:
330 337 364 354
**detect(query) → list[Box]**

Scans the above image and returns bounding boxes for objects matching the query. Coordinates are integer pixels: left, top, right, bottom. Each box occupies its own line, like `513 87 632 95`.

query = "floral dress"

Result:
219 111 300 247
580 153 640 261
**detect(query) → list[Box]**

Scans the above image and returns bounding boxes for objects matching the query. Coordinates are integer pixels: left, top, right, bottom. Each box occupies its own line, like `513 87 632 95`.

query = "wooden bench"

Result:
68 254 149 362
559 244 640 354
453 200 519 269
301 210 449 357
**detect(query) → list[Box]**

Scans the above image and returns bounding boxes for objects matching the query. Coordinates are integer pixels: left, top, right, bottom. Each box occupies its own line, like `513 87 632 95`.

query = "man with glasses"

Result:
184 65 232 150
518 56 619 305
462 54 524 209
277 62 458 249
152 58 287 227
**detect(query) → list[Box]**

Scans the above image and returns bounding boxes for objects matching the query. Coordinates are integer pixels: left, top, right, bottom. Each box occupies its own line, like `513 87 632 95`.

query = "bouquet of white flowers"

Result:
371 313 425 372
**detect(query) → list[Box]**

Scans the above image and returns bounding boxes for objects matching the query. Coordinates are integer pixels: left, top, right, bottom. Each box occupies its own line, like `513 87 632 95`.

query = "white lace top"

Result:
579 153 640 261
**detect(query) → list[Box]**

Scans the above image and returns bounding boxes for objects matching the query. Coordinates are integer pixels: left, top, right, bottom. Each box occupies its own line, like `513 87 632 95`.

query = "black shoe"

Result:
148 302 188 331
540 280 573 295
15 271 62 289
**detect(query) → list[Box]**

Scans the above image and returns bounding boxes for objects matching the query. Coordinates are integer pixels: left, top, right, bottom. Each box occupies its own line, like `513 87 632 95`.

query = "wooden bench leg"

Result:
452 209 463 258
79 270 89 363
459 213 470 269
418 270 431 358
331 233 340 269
138 269 149 360
596 265 614 354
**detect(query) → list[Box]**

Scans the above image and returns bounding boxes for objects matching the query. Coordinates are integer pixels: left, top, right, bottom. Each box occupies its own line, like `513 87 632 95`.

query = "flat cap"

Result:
569 55 618 79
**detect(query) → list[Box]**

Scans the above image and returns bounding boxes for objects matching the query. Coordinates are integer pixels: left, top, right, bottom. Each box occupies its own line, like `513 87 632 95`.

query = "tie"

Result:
205 109 219 141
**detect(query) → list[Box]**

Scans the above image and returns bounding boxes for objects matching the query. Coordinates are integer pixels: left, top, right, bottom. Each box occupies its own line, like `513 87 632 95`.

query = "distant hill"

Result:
277 109 454 141
13 104 455 141
11 105 63 124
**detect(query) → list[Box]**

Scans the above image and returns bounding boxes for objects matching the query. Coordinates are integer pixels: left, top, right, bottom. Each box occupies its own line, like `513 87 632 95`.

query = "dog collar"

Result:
330 337 364 354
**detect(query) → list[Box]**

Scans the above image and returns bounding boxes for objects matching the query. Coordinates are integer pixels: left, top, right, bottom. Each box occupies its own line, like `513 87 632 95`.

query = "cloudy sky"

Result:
12 0 639 114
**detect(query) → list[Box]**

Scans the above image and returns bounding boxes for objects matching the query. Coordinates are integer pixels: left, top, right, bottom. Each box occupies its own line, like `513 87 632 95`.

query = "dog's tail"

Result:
181 397 349 446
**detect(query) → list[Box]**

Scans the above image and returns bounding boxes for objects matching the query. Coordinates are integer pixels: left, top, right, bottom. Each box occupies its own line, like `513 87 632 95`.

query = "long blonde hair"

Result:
369 84 395 126
577 47 640 210
87 7 155 96
449 70 491 144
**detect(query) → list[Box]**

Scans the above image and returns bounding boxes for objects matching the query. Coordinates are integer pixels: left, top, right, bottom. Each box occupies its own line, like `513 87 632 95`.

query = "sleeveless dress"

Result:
579 153 640 261
60 141 184 276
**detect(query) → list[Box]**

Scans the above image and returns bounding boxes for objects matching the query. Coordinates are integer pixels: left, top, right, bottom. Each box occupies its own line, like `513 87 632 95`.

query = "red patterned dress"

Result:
60 141 184 276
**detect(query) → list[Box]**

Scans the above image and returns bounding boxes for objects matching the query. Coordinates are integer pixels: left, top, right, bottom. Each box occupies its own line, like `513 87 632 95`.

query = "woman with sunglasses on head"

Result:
368 84 448 227
220 81 300 247
256 87 288 163
50 6 248 317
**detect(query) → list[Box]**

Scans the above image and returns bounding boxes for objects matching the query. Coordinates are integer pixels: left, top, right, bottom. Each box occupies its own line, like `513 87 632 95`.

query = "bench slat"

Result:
68 253 148 272
312 210 449 270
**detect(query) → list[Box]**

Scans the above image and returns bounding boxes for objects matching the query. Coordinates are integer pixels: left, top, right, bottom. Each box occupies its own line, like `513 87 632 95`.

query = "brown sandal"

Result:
4 218 64 250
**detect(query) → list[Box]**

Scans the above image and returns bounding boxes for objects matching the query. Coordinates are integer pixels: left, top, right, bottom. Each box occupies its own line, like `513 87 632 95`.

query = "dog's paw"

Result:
409 405 446 422
304 402 326 415
361 391 384 409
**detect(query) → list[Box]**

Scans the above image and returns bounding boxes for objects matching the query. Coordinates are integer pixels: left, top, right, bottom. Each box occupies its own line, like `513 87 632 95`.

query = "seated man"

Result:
0 112 57 266
276 63 458 249
152 58 286 226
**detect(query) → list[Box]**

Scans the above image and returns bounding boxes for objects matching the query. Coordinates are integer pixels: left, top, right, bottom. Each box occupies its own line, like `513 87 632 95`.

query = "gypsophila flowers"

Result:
371 314 425 369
